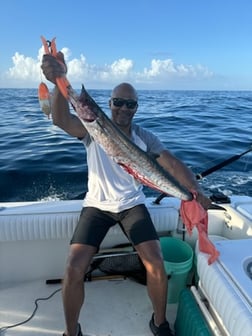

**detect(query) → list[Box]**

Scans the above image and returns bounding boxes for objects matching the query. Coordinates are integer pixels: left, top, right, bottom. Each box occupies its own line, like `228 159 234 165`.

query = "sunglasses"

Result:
112 98 138 109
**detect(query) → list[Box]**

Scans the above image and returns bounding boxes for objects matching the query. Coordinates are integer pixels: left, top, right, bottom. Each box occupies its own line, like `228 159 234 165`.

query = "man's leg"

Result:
62 243 96 336
62 207 116 335
120 205 168 326
135 240 168 326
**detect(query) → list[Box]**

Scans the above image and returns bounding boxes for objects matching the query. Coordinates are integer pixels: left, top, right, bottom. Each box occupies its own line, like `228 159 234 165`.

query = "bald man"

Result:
42 53 210 336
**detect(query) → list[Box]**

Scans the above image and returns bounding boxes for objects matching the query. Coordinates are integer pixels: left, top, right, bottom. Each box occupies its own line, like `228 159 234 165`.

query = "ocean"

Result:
0 88 251 202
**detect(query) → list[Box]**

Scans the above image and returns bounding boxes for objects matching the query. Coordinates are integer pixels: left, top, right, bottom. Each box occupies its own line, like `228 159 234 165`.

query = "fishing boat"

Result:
0 190 251 336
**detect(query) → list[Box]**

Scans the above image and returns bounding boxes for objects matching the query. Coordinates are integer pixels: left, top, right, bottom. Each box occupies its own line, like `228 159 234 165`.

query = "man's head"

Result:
109 83 138 132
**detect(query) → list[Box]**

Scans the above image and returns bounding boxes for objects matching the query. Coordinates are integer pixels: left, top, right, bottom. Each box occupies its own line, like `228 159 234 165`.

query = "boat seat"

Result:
0 197 180 244
0 197 181 282
231 195 252 220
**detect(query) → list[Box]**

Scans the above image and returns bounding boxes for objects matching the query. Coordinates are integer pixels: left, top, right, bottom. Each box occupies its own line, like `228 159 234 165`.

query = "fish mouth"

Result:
81 115 96 122
78 104 96 122
70 101 97 122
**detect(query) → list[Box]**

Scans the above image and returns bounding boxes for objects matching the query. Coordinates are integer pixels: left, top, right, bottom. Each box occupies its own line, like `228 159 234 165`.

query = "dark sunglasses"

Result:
112 98 138 109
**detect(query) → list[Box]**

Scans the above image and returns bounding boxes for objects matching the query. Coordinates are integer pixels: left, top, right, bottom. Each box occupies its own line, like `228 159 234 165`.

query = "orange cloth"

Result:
180 191 220 264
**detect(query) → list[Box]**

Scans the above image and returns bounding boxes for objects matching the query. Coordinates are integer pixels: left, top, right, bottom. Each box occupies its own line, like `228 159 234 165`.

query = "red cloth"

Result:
180 191 220 264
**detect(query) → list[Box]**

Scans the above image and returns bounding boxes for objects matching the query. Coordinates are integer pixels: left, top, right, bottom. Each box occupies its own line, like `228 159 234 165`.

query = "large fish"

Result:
40 36 192 201
67 85 193 201
67 86 221 264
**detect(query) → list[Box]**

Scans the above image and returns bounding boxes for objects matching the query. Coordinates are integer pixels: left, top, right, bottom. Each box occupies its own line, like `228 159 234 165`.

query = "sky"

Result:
1 0 252 90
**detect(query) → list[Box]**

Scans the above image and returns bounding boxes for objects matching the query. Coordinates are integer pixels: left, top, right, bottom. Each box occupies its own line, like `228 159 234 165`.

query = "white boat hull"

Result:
0 195 252 335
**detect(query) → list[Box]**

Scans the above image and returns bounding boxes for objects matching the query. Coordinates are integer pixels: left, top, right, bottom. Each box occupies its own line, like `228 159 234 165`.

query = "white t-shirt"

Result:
82 123 165 212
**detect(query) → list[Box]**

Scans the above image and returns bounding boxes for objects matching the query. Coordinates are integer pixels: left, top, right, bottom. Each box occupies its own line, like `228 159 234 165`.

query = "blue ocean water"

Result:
0 88 251 202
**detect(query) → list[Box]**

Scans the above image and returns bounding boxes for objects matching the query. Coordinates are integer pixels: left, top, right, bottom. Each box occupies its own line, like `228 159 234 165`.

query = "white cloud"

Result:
0 47 214 89
143 59 176 77
110 58 133 76
98 58 134 81
7 52 40 81
141 59 213 79
67 55 88 81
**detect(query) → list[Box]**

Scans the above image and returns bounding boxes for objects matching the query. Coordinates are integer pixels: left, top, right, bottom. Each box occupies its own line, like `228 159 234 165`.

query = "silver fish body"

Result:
67 85 193 201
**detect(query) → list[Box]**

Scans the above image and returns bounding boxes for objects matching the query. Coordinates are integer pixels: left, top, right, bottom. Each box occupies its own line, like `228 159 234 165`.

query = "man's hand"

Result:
41 52 67 84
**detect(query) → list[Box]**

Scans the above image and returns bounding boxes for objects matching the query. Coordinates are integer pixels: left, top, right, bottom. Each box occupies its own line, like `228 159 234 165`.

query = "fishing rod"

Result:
154 145 252 204
195 145 252 180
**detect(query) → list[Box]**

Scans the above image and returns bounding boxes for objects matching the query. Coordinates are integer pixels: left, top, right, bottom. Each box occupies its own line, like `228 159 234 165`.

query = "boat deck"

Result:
0 278 178 336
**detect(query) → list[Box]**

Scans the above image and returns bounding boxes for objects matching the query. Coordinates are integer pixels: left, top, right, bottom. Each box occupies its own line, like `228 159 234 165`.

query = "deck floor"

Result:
0 278 178 336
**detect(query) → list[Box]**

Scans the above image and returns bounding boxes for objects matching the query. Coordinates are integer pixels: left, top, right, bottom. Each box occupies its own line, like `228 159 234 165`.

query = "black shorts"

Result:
71 204 159 248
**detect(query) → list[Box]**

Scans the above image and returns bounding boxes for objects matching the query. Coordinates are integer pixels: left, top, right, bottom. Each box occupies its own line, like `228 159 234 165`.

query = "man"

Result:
41 53 210 336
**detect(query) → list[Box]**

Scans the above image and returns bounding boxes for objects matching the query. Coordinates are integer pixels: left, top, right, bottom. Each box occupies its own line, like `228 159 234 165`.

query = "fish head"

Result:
70 85 99 122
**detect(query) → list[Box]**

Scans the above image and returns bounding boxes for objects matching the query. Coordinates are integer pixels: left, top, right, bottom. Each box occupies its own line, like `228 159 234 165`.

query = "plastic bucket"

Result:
160 237 193 303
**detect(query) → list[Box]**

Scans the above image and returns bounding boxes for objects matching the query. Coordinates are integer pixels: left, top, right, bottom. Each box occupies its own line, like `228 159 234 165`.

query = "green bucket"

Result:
160 237 193 303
